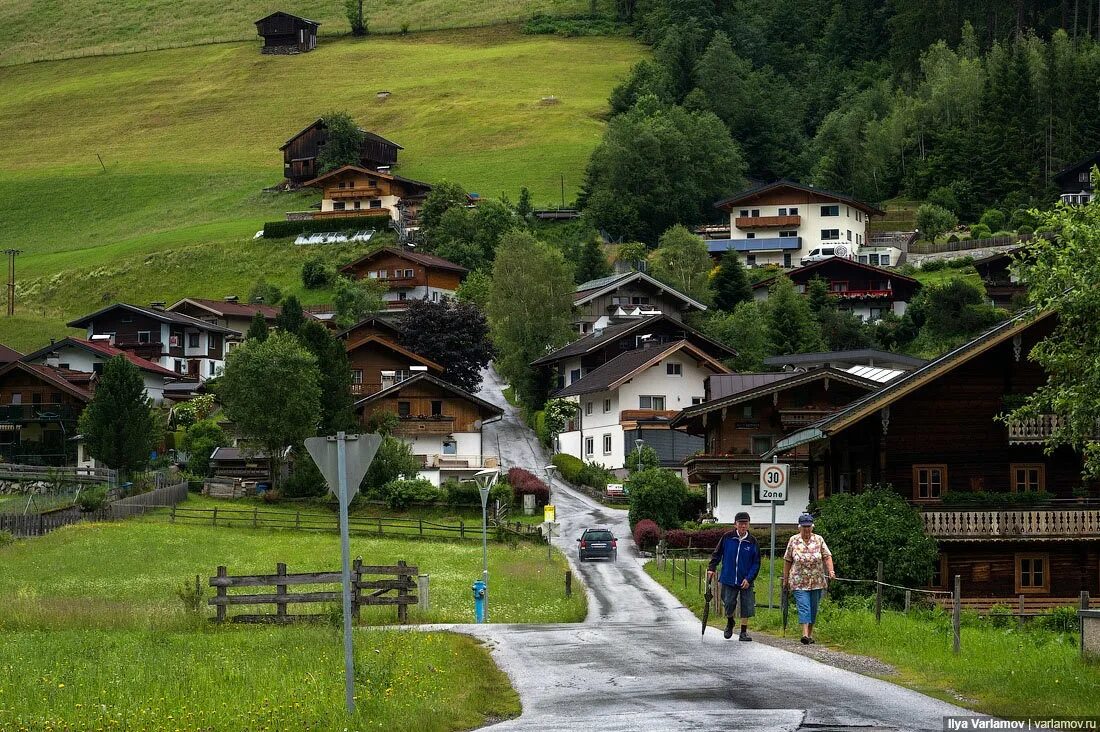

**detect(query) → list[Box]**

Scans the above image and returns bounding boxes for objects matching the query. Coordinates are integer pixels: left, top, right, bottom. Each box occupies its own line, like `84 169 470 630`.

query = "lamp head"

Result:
635 438 644 450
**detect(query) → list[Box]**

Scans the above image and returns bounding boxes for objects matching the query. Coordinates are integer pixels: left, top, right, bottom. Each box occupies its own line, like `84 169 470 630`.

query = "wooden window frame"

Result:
1010 463 1045 493
1015 553 1050 594
912 464 947 502
929 553 948 590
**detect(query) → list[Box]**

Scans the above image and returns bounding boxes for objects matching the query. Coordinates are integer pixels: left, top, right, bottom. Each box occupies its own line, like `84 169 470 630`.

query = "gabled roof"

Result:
715 180 886 216
301 165 430 192
353 373 504 419
336 313 405 339
0 344 21 365
766 310 1053 455
1052 151 1100 185
763 349 927 371
0 361 92 401
531 314 736 367
573 271 707 312
167 298 284 321
255 12 320 28
280 119 403 151
22 337 179 378
66 303 237 334
670 367 882 431
553 341 730 398
750 257 920 291
339 247 468 275
344 334 445 373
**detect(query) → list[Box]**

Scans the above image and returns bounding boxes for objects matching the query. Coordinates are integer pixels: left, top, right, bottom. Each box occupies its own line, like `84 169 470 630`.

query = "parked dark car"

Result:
577 528 617 561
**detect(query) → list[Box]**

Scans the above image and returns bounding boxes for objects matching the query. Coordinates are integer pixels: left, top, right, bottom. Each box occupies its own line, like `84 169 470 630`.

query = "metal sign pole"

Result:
769 455 778 610
336 431 355 716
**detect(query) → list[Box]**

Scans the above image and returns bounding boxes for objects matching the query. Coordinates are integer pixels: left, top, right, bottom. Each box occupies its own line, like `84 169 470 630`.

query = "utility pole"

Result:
3 249 22 317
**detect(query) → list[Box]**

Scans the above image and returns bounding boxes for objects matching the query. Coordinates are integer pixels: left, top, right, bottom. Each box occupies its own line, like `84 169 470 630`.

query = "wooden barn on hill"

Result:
281 118 402 184
255 12 319 55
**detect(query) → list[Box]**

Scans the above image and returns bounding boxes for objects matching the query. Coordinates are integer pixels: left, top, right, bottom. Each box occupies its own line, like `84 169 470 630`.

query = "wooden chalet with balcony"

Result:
972 247 1027 311
0 361 92 466
296 166 430 236
339 247 467 309
751 257 921 322
280 118 402 184
572 272 707 335
671 369 882 524
1053 151 1098 206
345 334 444 397
255 12 319 55
767 311 1100 603
66 303 237 381
355 373 503 486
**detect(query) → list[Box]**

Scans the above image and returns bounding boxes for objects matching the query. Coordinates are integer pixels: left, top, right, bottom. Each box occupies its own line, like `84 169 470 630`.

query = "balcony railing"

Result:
1006 414 1064 445
831 289 894 300
329 187 382 199
778 408 834 429
683 450 809 480
620 409 679 423
350 383 383 396
0 404 79 422
419 455 500 470
735 215 801 228
922 508 1100 539
312 208 392 219
392 415 455 436
115 341 164 358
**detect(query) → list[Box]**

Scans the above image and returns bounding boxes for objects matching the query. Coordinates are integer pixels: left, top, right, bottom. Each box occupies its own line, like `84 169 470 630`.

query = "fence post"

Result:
904 590 911 614
296 511 301 530
952 574 961 654
215 566 227 623
212 507 218 527
352 557 362 624
697 565 702 594
460 520 464 539
683 556 688 588
253 508 259 528
418 574 430 612
565 570 572 597
276 562 288 621
875 560 884 624
672 553 676 582
171 505 176 523
419 518 423 536
396 560 409 624
1018 594 1025 630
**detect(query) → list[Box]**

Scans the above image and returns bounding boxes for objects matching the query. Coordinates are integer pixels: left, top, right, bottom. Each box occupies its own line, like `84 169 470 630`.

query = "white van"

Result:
800 244 850 265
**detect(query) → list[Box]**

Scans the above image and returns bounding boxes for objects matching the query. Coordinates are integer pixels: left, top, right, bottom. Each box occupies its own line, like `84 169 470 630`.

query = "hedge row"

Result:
663 525 799 551
263 213 391 239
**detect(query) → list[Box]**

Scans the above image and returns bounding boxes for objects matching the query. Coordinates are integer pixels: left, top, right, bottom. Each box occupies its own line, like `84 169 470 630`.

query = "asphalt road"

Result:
439 366 970 731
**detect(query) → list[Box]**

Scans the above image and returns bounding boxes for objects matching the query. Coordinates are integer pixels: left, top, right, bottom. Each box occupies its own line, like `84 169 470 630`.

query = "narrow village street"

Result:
423 366 972 731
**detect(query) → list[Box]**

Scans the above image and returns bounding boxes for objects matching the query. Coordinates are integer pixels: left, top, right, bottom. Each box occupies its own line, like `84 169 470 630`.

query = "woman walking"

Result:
782 513 835 644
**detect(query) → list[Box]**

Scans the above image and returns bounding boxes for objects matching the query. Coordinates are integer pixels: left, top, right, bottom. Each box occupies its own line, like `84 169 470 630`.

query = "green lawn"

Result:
0 0 606 66
0 27 642 351
646 557 1100 718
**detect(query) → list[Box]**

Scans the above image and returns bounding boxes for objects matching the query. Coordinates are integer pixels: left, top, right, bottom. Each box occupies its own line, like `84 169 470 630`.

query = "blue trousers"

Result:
792 588 823 624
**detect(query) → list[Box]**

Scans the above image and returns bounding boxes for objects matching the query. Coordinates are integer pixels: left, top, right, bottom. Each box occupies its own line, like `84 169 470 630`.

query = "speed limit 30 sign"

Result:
759 463 790 501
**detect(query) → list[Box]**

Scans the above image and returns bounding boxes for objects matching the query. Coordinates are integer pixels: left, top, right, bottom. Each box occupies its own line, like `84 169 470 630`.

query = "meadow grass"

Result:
645 557 1100 718
0 626 520 731
0 0 608 66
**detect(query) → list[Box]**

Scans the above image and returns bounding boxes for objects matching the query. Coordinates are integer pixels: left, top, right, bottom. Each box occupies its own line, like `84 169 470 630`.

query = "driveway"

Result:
440 366 969 731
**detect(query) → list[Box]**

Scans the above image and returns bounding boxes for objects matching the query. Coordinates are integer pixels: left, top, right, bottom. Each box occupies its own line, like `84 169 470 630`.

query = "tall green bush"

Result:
627 468 688 529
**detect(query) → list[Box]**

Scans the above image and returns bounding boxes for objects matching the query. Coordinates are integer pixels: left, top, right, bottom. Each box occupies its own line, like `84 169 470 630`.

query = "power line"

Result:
3 249 23 317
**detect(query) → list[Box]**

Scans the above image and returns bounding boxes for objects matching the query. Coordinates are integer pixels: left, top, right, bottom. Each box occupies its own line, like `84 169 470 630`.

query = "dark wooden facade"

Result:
752 258 920 312
973 250 1027 310
255 12 319 55
0 363 90 465
573 274 706 334
281 120 401 184
339 248 465 294
345 335 443 397
1052 151 1098 204
356 376 500 436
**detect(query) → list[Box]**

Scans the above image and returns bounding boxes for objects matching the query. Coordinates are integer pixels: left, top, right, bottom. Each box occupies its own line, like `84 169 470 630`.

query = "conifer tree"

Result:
274 295 306 335
246 311 269 342
712 251 752 312
575 238 612 284
78 356 155 477
766 276 826 355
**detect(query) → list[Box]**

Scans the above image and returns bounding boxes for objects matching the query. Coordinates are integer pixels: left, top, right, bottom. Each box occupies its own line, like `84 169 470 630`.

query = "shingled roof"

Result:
553 340 729 398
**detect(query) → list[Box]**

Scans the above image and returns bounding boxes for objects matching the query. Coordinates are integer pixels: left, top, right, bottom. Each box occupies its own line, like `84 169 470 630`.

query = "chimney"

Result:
224 295 239 303
150 301 166 311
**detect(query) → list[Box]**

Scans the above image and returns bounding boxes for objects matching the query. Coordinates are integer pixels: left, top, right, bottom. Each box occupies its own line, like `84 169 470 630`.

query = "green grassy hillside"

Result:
0 0 599 66
0 27 642 351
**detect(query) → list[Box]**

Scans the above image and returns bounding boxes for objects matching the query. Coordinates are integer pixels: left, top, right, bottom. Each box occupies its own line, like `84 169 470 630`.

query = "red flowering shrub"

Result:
507 467 550 508
632 519 661 551
663 527 727 550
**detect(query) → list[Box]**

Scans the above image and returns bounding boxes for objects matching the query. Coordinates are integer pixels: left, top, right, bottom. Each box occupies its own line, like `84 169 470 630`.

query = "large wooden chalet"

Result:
281 119 402 185
751 257 921 322
1053 151 1098 206
339 247 467 309
298 166 431 237
345 334 444 397
255 12 319 55
572 272 707 335
767 311 1099 604
0 361 92 466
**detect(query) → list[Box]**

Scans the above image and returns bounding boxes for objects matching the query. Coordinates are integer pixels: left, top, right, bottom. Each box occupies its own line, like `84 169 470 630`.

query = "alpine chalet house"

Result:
710 181 885 268
532 313 737 392
1052 151 1097 205
553 340 730 476
297 165 431 236
280 118 402 185
0 360 93 466
167 297 297 353
766 311 1100 605
255 12 319 55
339 247 467 309
344 334 444 397
21 337 180 405
67 303 237 381
336 313 405 345
972 248 1027 310
355 373 503 486
750 257 921 321
671 369 882 524
572 271 707 335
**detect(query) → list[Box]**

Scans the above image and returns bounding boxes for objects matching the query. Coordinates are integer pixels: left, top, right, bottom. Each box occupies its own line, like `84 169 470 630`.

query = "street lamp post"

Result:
474 468 499 622
633 438 645 471
543 464 558 507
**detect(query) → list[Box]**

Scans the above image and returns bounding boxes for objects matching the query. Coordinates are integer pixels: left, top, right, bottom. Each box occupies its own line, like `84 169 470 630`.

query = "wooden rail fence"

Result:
0 482 189 537
209 560 418 624
170 505 541 541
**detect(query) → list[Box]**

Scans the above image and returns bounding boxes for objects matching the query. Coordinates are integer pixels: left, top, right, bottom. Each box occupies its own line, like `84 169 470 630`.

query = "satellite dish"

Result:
473 419 483 429
835 245 848 256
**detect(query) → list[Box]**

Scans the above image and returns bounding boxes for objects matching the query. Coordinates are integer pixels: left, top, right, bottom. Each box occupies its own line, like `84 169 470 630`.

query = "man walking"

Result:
706 512 760 641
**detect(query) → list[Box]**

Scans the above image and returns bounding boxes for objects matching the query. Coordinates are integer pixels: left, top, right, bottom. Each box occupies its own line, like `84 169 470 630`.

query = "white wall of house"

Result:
322 193 402 223
26 347 167 404
727 200 871 266
713 474 811 525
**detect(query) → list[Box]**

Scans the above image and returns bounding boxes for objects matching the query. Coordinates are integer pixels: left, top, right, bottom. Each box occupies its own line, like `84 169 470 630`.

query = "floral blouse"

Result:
784 533 832 591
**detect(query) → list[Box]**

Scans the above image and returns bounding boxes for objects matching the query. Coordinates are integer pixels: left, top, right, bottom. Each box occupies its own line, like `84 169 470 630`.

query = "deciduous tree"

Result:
399 299 494 393
317 111 365 172
649 224 712 303
766 276 826 355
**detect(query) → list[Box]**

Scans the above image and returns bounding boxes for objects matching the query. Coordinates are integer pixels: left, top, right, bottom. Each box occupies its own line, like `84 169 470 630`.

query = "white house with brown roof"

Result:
21 337 180 405
553 340 730 475
710 180 885 268
340 247 467 309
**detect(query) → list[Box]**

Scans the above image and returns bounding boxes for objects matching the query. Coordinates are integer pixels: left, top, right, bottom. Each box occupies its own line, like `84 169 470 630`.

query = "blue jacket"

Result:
708 530 761 587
